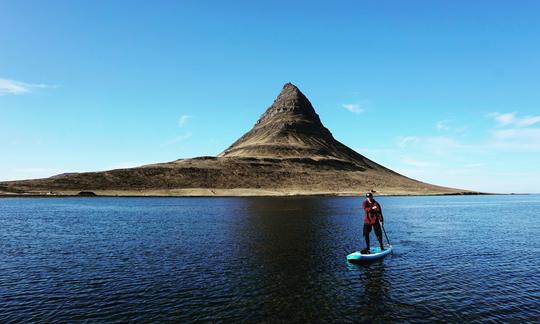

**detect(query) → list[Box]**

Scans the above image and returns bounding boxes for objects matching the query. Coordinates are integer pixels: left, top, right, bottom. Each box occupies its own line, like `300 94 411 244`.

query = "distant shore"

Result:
0 188 492 198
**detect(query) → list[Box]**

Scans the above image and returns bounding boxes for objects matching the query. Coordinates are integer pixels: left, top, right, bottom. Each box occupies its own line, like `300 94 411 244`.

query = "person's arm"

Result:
377 202 384 223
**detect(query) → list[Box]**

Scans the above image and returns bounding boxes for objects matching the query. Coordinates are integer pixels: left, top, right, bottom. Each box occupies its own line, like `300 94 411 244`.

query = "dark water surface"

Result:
1 195 539 322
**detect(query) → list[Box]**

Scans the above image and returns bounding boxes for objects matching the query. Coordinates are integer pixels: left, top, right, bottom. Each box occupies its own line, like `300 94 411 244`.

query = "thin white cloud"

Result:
518 116 540 127
371 113 540 192
436 120 451 131
397 136 421 148
341 103 364 114
489 112 540 127
493 128 540 142
0 78 51 95
160 132 192 147
490 112 516 126
484 112 540 150
178 115 193 127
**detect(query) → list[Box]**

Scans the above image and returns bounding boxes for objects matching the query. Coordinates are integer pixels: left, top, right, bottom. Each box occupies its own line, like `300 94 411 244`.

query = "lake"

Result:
1 195 539 322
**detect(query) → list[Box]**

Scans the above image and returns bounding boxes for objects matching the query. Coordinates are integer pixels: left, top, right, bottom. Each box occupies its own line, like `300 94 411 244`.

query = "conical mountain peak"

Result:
254 82 322 128
279 82 302 97
218 83 371 167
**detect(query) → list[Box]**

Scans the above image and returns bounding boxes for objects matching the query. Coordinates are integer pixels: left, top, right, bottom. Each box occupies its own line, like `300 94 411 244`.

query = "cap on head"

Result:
366 192 373 198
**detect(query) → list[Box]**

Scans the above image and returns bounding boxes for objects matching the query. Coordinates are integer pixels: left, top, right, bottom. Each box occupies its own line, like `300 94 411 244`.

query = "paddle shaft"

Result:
378 214 391 245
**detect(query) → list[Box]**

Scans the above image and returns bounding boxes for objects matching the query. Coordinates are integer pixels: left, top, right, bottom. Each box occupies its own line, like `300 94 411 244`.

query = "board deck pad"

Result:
347 245 393 262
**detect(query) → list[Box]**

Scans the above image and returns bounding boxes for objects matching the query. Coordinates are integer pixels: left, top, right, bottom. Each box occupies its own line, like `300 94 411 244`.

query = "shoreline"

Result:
0 190 501 199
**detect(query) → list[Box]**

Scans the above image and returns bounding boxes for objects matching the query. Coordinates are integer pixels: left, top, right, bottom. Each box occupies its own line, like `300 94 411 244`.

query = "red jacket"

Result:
362 199 383 224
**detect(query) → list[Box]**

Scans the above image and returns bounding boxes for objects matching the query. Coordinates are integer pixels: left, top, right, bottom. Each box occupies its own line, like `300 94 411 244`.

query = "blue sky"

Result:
1 1 539 193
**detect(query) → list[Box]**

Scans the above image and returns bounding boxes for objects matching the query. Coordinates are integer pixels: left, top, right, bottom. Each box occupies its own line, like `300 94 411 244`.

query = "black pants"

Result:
363 223 382 237
363 222 383 247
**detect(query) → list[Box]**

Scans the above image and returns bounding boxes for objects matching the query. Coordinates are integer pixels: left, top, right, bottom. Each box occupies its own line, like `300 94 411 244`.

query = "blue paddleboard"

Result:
347 245 393 262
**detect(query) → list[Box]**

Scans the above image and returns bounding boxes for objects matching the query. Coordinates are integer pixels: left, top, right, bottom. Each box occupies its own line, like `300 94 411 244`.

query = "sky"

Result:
1 1 539 193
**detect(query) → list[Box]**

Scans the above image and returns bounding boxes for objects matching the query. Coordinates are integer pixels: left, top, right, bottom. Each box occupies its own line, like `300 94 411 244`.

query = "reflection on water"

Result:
231 198 345 321
0 195 539 322
363 264 385 309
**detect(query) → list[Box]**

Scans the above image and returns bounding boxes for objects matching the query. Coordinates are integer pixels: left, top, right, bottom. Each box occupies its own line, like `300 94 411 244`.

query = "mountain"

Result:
221 83 358 161
0 83 473 196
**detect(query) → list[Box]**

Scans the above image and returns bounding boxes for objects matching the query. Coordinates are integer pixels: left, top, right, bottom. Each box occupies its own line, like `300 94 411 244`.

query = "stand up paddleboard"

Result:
347 245 393 262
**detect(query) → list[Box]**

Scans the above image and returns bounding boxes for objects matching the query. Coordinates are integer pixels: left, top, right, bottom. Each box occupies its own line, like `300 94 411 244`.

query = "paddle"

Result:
379 215 391 246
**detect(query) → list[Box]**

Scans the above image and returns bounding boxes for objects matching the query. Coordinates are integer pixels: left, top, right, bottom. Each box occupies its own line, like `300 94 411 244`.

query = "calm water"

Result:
0 195 539 322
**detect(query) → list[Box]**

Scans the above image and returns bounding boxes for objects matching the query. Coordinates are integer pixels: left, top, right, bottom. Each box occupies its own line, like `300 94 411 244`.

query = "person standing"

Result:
362 192 385 253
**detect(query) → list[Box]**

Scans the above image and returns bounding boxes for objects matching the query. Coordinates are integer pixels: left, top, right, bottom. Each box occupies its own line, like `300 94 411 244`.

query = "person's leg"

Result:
363 224 372 252
374 222 384 250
